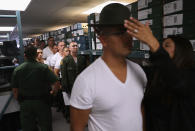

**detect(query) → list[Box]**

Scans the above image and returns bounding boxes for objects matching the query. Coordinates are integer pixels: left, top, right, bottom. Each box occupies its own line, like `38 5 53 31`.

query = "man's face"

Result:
52 45 58 54
69 42 78 54
100 27 132 57
37 49 43 59
63 47 70 57
48 38 55 47
58 42 65 52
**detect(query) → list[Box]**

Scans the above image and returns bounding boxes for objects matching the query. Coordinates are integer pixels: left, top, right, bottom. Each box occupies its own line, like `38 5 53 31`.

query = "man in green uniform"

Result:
60 42 86 122
11 45 60 131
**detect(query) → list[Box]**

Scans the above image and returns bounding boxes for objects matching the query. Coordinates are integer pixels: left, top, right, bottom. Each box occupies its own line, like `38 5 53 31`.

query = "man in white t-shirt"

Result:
44 44 58 67
50 41 65 75
42 37 55 59
70 3 147 131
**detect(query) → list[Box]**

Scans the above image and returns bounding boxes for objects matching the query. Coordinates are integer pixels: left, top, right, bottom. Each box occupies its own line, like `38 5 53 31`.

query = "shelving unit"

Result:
0 11 22 119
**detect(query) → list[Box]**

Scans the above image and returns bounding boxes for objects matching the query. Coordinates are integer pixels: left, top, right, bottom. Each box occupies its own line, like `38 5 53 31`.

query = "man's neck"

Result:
71 52 77 58
59 50 64 57
101 52 126 69
48 45 53 50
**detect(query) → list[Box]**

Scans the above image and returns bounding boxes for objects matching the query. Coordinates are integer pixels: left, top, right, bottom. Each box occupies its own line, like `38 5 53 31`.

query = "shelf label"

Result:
92 51 96 55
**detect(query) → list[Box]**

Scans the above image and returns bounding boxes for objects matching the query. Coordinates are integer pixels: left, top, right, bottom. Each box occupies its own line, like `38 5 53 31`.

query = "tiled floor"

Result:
52 108 70 131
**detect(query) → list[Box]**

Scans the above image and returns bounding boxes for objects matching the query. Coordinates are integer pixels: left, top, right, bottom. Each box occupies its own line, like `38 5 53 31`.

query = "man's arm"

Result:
141 103 146 131
70 106 91 131
51 81 61 95
54 68 60 77
60 58 69 93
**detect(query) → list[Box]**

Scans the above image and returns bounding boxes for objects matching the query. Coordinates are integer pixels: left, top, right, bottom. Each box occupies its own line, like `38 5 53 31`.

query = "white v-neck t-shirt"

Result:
70 57 147 131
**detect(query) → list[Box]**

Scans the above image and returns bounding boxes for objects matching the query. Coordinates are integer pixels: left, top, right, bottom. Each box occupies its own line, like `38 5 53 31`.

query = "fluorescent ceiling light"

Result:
0 0 31 11
23 38 32 40
0 27 15 31
0 35 8 38
82 1 129 14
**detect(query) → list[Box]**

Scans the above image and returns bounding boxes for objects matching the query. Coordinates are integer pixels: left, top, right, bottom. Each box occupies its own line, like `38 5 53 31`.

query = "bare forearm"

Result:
54 68 59 76
71 125 85 131
70 106 90 131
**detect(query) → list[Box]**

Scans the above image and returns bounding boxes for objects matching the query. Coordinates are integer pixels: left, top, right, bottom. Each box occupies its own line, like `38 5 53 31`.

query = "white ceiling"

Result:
0 0 136 38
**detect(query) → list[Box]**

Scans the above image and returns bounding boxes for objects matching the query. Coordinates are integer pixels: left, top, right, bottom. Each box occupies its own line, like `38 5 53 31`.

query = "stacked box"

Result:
73 36 89 51
163 0 195 48
138 0 163 50
87 13 100 50
127 2 140 50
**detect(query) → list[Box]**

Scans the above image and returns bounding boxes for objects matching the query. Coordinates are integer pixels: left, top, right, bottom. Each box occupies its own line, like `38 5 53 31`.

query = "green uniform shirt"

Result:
60 55 86 94
11 59 58 97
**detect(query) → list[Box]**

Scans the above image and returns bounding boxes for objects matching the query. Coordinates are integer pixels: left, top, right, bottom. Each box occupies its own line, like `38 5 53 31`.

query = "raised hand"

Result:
124 17 160 52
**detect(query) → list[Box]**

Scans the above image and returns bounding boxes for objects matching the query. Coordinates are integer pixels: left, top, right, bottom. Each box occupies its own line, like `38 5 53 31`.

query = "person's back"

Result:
12 45 59 131
15 60 53 97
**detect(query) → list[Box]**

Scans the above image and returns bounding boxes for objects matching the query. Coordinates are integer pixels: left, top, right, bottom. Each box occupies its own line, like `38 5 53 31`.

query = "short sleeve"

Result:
70 75 95 110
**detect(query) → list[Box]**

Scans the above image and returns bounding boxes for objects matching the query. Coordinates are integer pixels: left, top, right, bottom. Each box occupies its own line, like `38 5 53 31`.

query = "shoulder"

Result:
43 46 49 51
38 62 48 68
126 59 144 72
78 57 101 79
64 55 72 62
14 62 26 72
78 55 85 59
126 59 147 85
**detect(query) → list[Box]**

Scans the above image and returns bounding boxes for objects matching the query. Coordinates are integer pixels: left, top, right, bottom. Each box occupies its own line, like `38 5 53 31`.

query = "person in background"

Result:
44 44 58 68
54 47 70 77
11 45 60 131
39 40 46 50
42 37 55 60
50 41 66 74
63 47 70 58
34 38 40 48
36 48 45 63
69 4 147 131
124 17 195 131
61 42 86 123
12 58 19 66
49 41 66 113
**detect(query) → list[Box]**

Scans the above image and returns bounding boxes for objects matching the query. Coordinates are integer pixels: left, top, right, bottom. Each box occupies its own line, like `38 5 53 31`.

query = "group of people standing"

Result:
11 2 195 131
11 35 87 130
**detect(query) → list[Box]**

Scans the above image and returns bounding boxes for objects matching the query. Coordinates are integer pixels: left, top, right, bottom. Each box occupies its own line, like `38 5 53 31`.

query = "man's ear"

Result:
98 35 107 48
